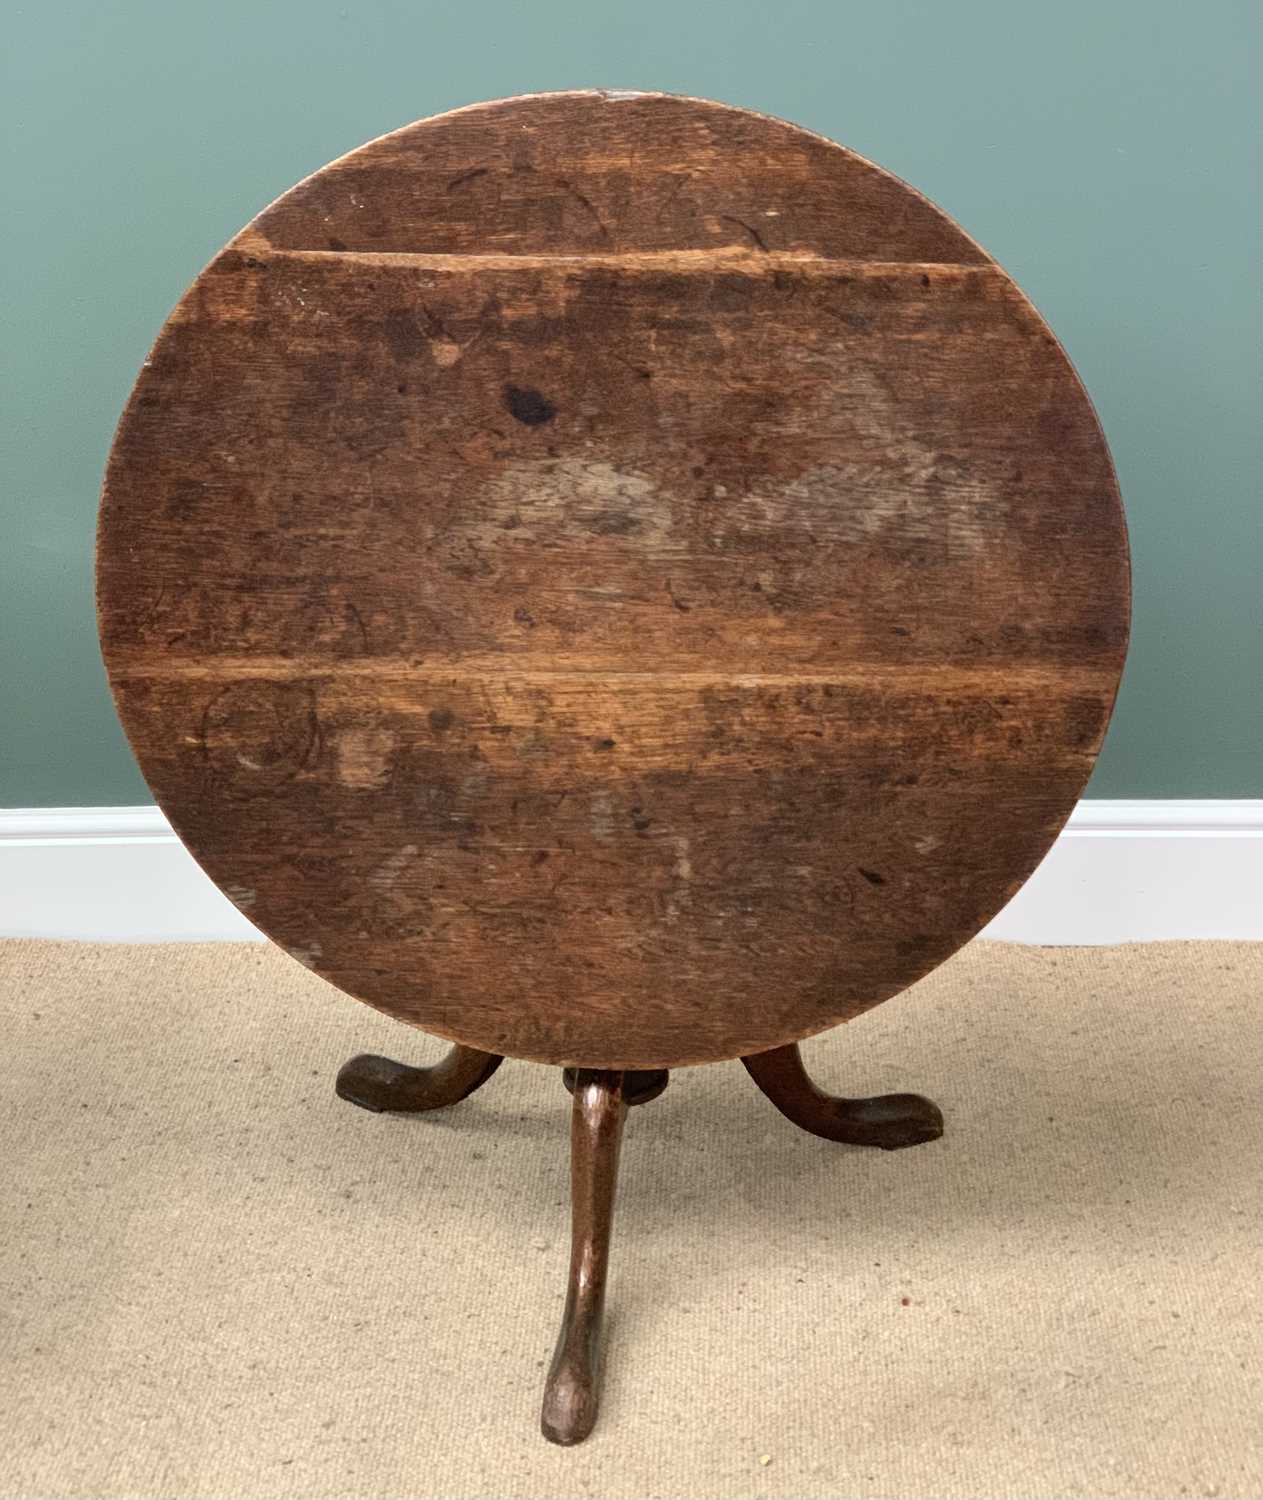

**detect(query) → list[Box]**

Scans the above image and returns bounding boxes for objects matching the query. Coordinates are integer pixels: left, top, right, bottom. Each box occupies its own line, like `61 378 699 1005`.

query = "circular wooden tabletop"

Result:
98 92 1129 1068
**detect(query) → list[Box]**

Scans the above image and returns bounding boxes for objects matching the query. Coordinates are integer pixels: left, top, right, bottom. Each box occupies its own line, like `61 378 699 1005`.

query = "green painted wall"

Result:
3 0 1259 804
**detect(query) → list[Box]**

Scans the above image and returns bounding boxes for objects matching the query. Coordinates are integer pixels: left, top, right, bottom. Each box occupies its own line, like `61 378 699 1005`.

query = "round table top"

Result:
97 91 1129 1068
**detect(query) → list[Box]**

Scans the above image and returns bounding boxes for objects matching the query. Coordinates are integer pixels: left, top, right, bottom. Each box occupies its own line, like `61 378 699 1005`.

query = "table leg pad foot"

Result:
742 1043 944 1150
335 1045 502 1114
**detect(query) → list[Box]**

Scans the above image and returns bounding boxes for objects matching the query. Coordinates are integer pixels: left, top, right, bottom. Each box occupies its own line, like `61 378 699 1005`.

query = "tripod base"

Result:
336 1039 942 1443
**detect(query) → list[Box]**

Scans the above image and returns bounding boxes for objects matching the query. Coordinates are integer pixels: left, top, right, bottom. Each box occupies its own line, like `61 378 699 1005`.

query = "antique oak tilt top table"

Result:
97 92 1130 1444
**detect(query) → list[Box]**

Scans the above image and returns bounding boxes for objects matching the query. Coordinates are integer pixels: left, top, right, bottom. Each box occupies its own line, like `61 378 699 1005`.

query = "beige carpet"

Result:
1 941 1259 1500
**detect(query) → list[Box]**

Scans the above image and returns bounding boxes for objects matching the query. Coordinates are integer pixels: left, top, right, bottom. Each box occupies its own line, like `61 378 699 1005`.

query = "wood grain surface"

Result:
97 91 1129 1068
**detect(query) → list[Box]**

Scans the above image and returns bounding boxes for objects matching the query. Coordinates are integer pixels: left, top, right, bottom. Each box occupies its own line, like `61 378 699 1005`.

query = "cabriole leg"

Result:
742 1042 943 1150
541 1069 628 1445
335 1044 503 1113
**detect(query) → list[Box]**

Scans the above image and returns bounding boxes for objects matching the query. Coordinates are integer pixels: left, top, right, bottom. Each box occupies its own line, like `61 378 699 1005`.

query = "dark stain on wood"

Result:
503 383 557 426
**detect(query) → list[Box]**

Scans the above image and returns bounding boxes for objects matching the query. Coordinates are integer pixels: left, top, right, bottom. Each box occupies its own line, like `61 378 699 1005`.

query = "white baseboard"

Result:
1 802 1259 944
0 807 260 942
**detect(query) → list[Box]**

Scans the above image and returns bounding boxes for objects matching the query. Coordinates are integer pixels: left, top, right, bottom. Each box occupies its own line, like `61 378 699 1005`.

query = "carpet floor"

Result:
0 940 1259 1500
